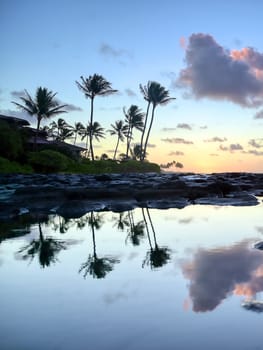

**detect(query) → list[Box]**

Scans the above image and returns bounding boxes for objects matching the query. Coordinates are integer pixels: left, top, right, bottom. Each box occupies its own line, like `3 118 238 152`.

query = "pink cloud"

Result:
176 33 263 107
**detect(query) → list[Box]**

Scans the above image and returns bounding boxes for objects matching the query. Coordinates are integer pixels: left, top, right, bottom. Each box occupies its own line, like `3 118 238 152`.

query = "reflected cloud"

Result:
182 240 263 312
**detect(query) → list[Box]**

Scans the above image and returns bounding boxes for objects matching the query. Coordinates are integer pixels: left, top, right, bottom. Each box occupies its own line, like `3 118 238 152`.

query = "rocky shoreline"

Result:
0 172 263 220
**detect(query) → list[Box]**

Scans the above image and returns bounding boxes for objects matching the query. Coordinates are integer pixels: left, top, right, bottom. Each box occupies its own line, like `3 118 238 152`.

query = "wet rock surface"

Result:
0 172 262 220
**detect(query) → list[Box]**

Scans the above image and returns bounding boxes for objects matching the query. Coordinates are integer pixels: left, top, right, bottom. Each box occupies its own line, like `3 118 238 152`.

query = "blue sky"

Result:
1 0 263 172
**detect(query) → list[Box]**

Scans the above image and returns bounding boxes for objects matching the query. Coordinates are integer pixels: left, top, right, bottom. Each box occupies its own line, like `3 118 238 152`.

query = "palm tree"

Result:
72 122 85 145
79 212 119 279
142 207 171 269
12 87 67 147
123 105 144 158
108 120 128 160
76 74 117 161
49 118 70 140
139 81 175 161
17 222 68 268
81 121 105 158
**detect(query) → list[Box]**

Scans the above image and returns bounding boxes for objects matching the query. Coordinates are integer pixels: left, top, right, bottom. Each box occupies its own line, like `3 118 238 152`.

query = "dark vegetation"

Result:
0 74 179 174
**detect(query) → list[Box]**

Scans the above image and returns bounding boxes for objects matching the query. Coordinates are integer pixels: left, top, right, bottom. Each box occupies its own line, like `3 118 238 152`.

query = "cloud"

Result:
200 125 208 129
168 151 184 156
162 127 177 132
245 150 263 156
209 153 219 157
161 137 193 144
204 136 227 142
254 110 263 119
64 103 83 112
177 123 192 130
124 88 137 97
230 143 243 151
176 33 263 107
179 36 187 49
11 90 26 98
219 143 243 152
147 143 156 148
182 241 263 312
249 139 263 148
99 43 132 63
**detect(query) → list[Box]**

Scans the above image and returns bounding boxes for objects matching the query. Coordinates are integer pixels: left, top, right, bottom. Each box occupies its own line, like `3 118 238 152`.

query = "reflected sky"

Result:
0 201 263 350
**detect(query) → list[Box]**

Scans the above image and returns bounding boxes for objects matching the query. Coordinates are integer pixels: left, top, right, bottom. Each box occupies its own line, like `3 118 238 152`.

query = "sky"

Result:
1 0 263 173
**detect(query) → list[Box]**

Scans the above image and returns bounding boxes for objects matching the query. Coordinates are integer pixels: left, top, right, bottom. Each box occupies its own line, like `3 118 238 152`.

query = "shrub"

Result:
28 150 72 172
0 157 33 173
0 121 24 160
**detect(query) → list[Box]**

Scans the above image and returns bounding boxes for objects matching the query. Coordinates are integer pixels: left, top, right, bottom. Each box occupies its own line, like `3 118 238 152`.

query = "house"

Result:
0 114 86 157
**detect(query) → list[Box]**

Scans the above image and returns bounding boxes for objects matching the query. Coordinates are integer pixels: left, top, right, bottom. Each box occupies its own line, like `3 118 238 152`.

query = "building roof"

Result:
0 114 30 126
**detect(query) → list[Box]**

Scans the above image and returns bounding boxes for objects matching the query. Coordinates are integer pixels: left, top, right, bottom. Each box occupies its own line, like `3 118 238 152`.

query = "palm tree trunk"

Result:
90 96 95 161
91 212 97 257
140 101 150 161
143 104 156 161
146 207 157 246
142 208 152 250
34 116 41 150
113 136 120 160
74 132 77 145
126 124 131 158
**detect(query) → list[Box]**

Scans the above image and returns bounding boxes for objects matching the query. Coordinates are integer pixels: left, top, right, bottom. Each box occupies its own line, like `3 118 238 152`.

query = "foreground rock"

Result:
0 172 262 220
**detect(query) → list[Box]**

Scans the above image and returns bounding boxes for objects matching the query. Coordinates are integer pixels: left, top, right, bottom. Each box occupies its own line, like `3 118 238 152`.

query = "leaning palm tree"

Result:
76 74 117 160
12 87 67 147
108 120 128 160
123 105 144 158
139 81 175 161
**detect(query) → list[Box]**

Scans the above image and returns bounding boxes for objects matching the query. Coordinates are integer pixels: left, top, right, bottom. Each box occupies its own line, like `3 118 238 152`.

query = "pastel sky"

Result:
1 0 263 173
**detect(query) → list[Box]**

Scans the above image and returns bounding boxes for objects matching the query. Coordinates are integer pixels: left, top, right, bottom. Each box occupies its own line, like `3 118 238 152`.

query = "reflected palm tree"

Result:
142 208 171 269
125 210 145 246
112 212 130 231
17 222 68 268
79 212 120 279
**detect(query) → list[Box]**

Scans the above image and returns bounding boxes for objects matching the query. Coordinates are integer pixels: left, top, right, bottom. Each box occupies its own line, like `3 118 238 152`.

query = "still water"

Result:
0 201 263 350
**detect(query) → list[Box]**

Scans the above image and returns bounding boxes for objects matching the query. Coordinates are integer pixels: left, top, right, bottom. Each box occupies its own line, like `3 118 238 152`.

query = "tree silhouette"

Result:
108 120 128 160
76 74 117 160
72 121 85 145
124 210 145 246
12 87 67 148
79 212 120 279
17 222 68 268
142 207 171 269
139 81 175 161
81 122 105 158
123 105 144 158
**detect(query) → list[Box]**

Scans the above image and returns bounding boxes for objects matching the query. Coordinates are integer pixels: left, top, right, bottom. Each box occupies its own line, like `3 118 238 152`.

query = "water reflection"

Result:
17 220 70 268
79 212 120 279
142 207 172 269
182 240 263 312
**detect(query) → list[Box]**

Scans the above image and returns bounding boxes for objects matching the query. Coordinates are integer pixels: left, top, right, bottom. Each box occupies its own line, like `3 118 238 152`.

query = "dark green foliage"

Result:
0 121 24 160
28 150 72 172
0 157 33 173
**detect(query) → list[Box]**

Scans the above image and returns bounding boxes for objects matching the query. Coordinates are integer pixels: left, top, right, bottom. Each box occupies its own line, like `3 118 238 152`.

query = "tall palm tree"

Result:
72 121 85 145
123 105 144 158
12 87 67 147
139 81 175 161
108 120 128 160
76 74 117 160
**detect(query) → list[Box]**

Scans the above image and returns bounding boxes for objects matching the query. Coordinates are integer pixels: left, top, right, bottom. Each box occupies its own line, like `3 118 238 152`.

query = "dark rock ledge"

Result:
0 172 262 220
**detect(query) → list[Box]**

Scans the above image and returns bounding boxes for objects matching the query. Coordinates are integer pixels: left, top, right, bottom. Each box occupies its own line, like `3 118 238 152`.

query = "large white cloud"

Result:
176 34 263 107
